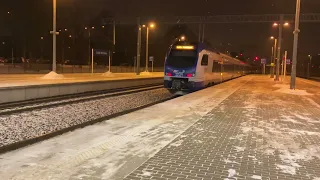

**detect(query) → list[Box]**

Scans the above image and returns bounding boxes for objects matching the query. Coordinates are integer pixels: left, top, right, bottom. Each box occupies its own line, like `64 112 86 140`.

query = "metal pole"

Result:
108 50 111 72
270 47 274 77
202 24 205 43
91 48 94 73
88 29 91 65
280 53 283 77
290 0 301 90
52 0 57 72
152 59 154 72
145 27 149 72
272 39 277 78
11 47 14 65
136 19 141 75
113 20 116 48
198 24 202 42
62 39 64 65
284 51 287 80
275 15 283 81
307 56 312 79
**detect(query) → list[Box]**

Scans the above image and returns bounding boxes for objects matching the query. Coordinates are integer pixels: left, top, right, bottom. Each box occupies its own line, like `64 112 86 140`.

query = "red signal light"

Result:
186 74 193 77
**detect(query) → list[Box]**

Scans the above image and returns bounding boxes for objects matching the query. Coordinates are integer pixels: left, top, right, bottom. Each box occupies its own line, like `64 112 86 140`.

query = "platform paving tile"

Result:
124 76 320 180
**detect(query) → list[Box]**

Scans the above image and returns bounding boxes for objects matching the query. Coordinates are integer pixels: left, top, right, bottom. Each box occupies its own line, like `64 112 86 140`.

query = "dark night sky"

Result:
1 0 320 66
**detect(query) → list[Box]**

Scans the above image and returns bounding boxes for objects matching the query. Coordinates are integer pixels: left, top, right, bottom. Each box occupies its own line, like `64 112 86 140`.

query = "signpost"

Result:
149 56 154 72
91 49 110 73
134 56 137 73
283 51 288 80
261 58 266 74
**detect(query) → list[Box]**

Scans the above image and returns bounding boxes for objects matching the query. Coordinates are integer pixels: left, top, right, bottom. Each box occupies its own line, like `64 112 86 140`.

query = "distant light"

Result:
273 23 278 26
64 28 68 31
92 26 95 29
236 56 239 58
284 22 289 26
69 35 72 38
68 47 71 49
41 37 44 40
240 53 243 56
2 42 5 45
180 36 186 41
270 36 275 39
142 25 146 28
102 26 105 28
7 11 10 14
149 23 155 28
85 27 88 30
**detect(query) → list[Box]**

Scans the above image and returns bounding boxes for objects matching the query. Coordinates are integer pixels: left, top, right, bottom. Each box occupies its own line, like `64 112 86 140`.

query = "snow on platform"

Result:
0 76 251 180
0 72 163 88
1 75 319 180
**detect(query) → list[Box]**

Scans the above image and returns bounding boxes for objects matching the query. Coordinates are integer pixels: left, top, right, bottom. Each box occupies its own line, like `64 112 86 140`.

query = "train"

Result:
164 41 251 94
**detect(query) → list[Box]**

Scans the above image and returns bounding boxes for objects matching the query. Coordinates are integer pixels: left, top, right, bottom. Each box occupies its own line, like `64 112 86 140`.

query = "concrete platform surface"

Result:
0 72 164 88
1 75 320 180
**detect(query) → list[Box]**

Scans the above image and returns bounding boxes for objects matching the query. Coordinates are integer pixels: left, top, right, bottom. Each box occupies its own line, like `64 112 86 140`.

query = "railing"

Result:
0 63 164 74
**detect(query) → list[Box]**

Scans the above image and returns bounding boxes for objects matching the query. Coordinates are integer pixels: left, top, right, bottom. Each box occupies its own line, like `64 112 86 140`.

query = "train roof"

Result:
171 41 250 66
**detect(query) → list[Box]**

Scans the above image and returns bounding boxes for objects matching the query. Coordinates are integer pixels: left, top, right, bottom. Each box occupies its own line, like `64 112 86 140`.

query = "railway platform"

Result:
0 75 320 180
0 72 163 103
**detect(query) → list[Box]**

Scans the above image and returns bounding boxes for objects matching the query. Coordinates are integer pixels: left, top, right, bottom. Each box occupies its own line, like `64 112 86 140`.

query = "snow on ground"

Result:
225 169 238 180
231 78 320 177
0 72 164 87
251 175 262 179
40 71 65 80
273 84 313 96
0 76 252 180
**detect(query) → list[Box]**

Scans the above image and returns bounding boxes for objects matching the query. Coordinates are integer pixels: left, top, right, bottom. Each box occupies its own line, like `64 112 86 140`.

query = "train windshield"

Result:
166 50 198 68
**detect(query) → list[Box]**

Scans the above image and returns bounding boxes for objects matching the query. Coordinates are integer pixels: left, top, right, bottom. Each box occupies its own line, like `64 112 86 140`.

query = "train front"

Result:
164 43 200 93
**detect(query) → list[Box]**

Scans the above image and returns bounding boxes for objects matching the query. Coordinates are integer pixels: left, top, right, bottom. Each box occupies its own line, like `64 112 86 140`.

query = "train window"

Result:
212 61 221 72
201 54 208 66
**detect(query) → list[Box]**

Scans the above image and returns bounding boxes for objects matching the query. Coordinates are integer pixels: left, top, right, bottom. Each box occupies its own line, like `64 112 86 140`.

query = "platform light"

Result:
273 23 278 26
180 36 186 41
284 22 289 26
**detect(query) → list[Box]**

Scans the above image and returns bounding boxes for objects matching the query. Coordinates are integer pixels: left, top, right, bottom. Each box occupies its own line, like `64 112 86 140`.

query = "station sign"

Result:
261 58 267 65
286 59 291 65
94 49 109 56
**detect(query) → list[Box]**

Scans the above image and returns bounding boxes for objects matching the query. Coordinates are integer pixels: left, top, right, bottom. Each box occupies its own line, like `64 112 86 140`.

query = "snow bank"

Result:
40 71 64 80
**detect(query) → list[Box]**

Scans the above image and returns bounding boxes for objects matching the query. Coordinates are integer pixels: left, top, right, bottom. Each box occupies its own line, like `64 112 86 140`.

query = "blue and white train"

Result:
164 42 251 93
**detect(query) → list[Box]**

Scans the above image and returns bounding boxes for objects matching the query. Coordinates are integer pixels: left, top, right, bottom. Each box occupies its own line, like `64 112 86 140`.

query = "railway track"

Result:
0 83 163 116
0 84 177 154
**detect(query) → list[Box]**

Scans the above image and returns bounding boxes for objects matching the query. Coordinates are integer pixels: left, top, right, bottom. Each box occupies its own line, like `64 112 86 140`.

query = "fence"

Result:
0 63 164 74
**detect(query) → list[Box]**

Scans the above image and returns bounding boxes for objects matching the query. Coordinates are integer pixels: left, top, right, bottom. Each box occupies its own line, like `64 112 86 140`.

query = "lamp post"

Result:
273 18 289 81
136 18 142 75
270 36 277 78
290 0 301 89
85 26 95 65
307 55 312 79
50 0 58 72
142 23 155 73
